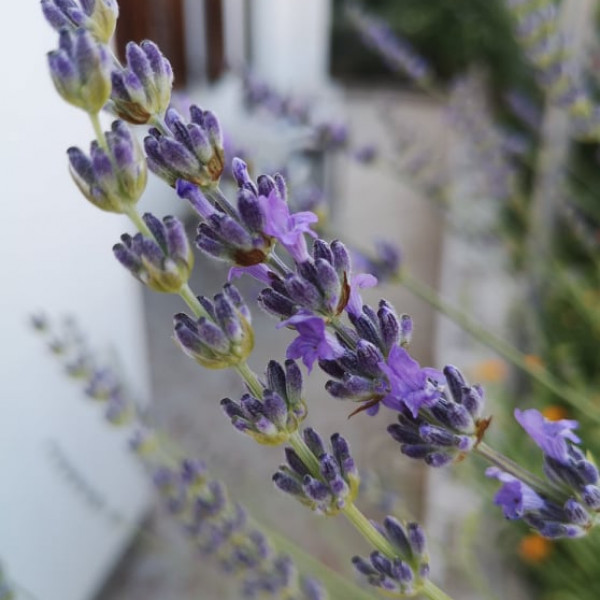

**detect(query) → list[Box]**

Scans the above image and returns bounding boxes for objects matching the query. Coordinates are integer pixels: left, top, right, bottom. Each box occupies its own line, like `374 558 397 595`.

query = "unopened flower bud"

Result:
144 106 224 187
47 28 111 113
113 214 193 292
173 287 254 369
110 41 173 124
273 431 359 515
68 120 147 213
41 0 119 43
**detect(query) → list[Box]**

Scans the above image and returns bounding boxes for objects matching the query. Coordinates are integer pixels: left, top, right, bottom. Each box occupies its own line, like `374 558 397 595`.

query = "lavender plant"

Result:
38 0 600 598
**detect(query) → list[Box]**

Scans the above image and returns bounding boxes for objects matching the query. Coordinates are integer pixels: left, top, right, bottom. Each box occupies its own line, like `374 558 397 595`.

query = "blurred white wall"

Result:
251 0 332 92
0 4 150 600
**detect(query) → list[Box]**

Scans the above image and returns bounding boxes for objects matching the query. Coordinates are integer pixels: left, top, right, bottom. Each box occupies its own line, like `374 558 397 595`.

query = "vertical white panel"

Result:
0 4 151 600
251 0 332 92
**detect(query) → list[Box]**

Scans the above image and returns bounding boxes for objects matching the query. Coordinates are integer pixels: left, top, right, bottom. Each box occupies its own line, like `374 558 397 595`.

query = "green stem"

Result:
89 111 107 150
475 442 567 503
149 114 170 136
234 361 264 398
289 431 323 479
178 283 211 319
400 271 600 424
205 186 240 221
330 316 357 349
124 206 154 239
341 502 397 557
263 525 376 600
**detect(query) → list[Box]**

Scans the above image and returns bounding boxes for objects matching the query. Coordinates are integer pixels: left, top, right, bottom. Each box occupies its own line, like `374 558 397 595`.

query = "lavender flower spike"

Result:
144 106 224 188
41 0 119 43
113 213 194 293
486 467 590 539
273 429 360 515
515 408 600 508
68 120 147 213
387 365 490 466
47 28 111 113
109 41 173 124
174 284 254 369
352 516 429 596
221 360 307 445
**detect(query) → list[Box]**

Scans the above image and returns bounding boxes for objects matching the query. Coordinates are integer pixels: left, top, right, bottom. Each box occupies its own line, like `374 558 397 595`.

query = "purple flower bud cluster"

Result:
258 239 372 322
231 160 319 263
387 365 488 466
144 106 224 188
113 213 194 293
347 8 431 84
41 0 119 44
68 120 147 213
177 179 271 268
109 41 173 124
319 307 411 409
352 516 429 595
273 429 360 515
486 467 590 539
221 360 307 445
174 284 254 369
487 409 600 538
47 28 111 113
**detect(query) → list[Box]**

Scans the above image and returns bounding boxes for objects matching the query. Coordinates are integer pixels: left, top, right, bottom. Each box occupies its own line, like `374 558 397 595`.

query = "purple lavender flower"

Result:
110 41 173 124
113 213 194 293
176 177 274 268
47 28 111 113
378 346 444 418
515 408 580 463
486 467 589 539
273 429 359 515
41 0 119 43
174 284 254 369
258 189 318 263
144 106 224 188
278 312 344 372
386 365 488 466
346 273 378 317
222 360 307 445
486 468 546 520
352 516 429 595
68 120 147 213
515 409 600 507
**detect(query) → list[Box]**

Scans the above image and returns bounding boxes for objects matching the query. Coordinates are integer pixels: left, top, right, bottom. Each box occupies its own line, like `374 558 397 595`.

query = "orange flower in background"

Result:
470 358 508 383
518 534 553 563
542 405 569 421
524 354 545 371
